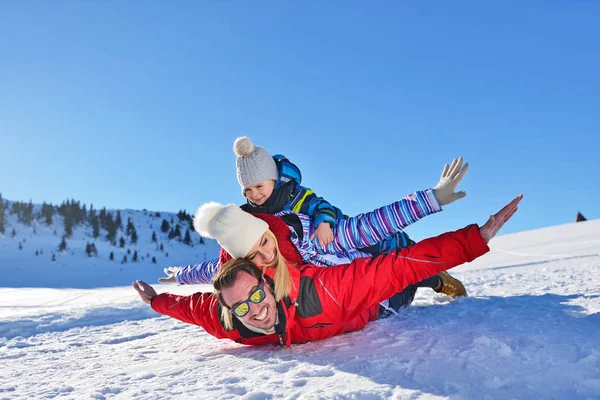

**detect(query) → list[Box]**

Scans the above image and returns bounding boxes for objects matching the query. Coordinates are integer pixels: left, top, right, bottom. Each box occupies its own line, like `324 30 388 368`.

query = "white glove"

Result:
432 157 469 206
158 266 182 284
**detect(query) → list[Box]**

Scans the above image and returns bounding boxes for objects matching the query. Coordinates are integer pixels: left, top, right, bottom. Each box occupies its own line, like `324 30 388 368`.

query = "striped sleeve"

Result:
175 258 221 285
320 189 442 254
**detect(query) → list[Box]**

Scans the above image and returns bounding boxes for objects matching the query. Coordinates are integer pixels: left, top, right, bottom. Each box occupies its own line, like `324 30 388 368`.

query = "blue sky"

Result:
1 1 598 241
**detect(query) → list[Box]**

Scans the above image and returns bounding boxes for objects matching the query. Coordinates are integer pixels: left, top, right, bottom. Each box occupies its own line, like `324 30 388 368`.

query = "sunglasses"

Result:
229 280 267 318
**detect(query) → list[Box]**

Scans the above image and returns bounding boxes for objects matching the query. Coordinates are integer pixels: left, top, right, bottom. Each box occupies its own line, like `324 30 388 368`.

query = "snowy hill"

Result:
1 213 599 399
0 198 221 288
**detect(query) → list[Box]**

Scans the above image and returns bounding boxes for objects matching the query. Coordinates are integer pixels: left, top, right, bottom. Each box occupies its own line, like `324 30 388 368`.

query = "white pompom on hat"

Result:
193 202 268 258
234 136 278 195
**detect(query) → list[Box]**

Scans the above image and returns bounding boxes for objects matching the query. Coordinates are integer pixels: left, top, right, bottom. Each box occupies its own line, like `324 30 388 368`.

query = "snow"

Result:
1 205 599 399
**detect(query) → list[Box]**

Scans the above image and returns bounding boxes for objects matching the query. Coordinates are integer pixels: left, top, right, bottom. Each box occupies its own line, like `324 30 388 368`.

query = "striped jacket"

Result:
175 189 441 285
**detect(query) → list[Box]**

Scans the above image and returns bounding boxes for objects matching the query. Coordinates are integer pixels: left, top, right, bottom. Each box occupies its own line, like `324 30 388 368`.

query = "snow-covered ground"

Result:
1 218 599 399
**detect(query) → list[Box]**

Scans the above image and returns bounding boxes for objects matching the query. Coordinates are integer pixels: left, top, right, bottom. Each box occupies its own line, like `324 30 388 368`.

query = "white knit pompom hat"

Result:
193 202 268 258
234 136 278 195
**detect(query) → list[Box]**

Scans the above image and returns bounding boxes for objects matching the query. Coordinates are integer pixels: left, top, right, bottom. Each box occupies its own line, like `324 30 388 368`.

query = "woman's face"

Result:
246 232 277 266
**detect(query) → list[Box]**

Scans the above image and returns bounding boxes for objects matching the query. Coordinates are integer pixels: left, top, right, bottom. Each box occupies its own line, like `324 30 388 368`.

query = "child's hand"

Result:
310 222 334 247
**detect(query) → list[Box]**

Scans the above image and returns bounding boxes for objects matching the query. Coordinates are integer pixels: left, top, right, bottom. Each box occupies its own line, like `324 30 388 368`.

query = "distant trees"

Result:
85 242 98 257
109 251 114 261
41 202 54 226
59 237 67 252
183 229 192 246
152 231 157 243
161 219 170 233
0 193 5 234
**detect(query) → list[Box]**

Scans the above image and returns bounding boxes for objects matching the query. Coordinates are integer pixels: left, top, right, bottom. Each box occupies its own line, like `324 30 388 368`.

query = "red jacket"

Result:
151 224 489 347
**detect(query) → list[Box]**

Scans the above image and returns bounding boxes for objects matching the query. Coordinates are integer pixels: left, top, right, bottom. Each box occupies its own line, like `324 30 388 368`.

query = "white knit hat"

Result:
234 136 278 195
193 202 268 258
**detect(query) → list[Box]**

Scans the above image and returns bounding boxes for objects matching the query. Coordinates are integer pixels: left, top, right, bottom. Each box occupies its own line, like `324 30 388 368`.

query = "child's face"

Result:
244 179 275 206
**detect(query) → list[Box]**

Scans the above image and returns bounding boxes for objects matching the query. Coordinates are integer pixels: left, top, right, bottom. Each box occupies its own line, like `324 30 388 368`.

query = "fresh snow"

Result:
1 205 599 399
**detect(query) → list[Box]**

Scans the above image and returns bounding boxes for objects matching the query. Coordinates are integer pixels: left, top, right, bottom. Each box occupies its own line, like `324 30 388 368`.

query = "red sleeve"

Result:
313 225 489 321
150 291 228 338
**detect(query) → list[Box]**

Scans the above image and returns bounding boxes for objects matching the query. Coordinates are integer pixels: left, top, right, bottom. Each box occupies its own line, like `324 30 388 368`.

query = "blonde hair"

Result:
213 229 296 330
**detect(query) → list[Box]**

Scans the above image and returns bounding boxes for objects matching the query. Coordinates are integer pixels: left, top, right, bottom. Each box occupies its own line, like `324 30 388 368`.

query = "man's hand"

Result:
158 266 181 284
480 195 523 243
132 280 158 305
432 157 469 206
310 222 334 246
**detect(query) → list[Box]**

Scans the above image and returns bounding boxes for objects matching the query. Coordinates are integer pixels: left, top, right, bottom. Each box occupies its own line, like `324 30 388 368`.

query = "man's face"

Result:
221 271 277 331
244 179 275 206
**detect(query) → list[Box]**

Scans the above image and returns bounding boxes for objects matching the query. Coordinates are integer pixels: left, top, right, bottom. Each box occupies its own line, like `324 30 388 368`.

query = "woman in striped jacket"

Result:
160 157 471 303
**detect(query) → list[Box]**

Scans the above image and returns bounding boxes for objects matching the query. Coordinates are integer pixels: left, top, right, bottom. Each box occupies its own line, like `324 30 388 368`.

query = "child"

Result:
234 136 415 251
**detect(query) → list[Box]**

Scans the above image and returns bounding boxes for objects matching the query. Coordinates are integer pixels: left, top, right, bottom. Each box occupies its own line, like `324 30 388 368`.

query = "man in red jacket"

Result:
133 195 521 347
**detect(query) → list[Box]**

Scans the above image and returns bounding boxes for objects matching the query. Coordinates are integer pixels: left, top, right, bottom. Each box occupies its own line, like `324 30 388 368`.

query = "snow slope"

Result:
1 217 599 399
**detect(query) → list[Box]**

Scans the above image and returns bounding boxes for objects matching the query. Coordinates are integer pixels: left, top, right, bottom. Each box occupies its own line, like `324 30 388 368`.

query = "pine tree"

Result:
35 249 39 256
161 219 170 233
109 251 114 261
152 256 156 264
91 215 100 238
52 254 56 262
122 255 128 264
11 228 17 238
0 193 5 234
119 236 126 248
131 227 138 244
183 229 192 245
199 236 205 245
126 217 134 236
19 242 23 250
160 243 164 252
115 211 123 230
133 250 138 262
152 231 157 242
105 213 117 244
59 237 67 252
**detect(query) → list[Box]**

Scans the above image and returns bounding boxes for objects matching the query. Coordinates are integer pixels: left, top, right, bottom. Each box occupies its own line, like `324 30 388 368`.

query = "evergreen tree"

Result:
35 249 39 256
160 243 164 252
119 236 126 248
122 255 127 264
109 251 114 261
11 228 16 238
152 256 157 264
199 236 205 245
52 254 56 262
0 193 5 234
86 242 98 257
131 227 138 244
41 202 54 225
183 229 192 245
126 217 134 236
59 237 67 252
19 242 23 250
161 219 170 233
115 211 123 230
82 204 87 221
105 213 117 244
133 250 138 262
91 215 100 238
152 231 157 242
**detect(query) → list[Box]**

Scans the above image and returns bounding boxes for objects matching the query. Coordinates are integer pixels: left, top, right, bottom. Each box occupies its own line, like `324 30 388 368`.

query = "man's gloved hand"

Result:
158 266 181 284
432 157 469 206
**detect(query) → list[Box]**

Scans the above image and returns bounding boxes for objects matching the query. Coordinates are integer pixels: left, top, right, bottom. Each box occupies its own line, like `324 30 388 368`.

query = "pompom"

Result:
233 136 255 157
193 202 225 237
